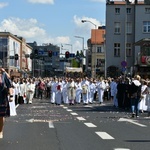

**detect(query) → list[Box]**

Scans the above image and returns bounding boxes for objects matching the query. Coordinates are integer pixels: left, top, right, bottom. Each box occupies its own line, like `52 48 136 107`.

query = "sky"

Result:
0 0 106 53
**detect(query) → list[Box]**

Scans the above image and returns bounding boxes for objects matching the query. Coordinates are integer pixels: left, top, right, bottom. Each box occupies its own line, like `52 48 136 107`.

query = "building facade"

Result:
106 0 150 77
0 32 32 77
87 26 105 78
28 42 60 77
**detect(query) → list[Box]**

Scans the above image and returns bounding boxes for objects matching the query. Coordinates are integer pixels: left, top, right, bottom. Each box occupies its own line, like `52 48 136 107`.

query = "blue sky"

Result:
0 0 106 53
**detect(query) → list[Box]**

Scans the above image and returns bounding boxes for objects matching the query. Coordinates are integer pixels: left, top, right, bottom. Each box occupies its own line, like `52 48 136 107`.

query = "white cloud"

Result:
0 17 70 46
73 15 102 34
0 2 8 8
28 0 54 4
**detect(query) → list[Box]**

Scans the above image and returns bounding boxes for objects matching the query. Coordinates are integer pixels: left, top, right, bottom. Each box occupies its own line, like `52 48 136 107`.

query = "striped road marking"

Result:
63 107 68 109
76 117 86 121
49 121 54 128
114 148 130 150
71 112 78 115
66 109 72 112
84 123 97 127
95 132 114 139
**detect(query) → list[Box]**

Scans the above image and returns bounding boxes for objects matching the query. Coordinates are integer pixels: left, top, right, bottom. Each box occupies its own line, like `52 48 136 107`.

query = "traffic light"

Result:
30 53 34 59
48 50 52 57
14 54 19 60
65 51 70 58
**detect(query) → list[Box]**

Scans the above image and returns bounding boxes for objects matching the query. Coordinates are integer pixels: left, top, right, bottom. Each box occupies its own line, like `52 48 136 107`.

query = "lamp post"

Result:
65 44 73 53
81 19 97 78
74 36 85 71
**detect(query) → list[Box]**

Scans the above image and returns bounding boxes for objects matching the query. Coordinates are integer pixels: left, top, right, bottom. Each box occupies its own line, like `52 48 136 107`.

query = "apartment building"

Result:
106 0 150 77
0 32 32 77
87 26 105 78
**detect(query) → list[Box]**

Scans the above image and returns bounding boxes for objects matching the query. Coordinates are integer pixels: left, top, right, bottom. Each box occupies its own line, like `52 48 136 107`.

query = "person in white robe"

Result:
18 79 26 104
55 78 63 105
75 78 82 104
50 78 57 104
62 78 69 104
26 79 35 104
12 78 20 105
88 78 96 104
9 83 17 116
96 77 106 104
145 81 150 116
67 78 76 105
81 77 89 105
138 79 147 112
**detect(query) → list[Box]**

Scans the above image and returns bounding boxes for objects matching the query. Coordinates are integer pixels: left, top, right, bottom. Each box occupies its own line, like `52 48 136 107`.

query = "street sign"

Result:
121 61 127 67
121 67 126 72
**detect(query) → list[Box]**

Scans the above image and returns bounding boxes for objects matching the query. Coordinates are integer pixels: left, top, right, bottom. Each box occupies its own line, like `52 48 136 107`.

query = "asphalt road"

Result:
0 98 150 150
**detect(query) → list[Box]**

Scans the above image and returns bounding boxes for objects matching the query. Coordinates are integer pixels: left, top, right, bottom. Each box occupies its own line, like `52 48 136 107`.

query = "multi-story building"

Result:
106 0 150 78
87 26 105 78
0 32 32 77
28 42 60 77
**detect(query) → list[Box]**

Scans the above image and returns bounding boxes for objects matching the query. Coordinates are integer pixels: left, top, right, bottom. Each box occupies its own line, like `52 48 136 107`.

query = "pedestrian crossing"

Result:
48 105 131 150
62 105 115 140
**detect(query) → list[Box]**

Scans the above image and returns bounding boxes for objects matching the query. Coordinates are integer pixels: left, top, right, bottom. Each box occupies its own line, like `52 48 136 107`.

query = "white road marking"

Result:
71 113 78 115
76 117 86 121
95 132 114 139
49 121 54 128
63 107 68 109
84 123 97 127
114 148 130 150
118 118 147 127
66 109 72 112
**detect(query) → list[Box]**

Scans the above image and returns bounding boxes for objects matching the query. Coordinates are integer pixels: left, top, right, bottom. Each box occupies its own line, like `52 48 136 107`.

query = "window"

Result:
114 43 120 57
97 47 102 53
126 8 131 14
145 8 150 14
114 22 121 34
143 21 150 33
126 43 132 57
126 22 132 34
115 8 120 14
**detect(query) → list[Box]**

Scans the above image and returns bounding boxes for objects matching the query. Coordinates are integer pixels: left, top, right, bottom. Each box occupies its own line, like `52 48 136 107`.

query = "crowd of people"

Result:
0 66 150 139
10 74 150 117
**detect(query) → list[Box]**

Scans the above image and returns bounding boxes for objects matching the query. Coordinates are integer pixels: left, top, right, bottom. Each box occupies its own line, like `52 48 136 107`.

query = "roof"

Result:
107 1 145 5
91 29 105 45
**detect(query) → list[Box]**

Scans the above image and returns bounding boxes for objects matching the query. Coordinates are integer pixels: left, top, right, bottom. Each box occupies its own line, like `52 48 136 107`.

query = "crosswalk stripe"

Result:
95 132 114 139
114 148 130 150
66 109 72 112
76 117 86 121
71 113 78 115
63 107 68 109
49 121 54 128
84 123 97 127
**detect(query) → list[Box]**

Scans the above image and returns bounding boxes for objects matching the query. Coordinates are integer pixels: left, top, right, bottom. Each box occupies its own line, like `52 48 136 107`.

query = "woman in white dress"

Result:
138 79 147 113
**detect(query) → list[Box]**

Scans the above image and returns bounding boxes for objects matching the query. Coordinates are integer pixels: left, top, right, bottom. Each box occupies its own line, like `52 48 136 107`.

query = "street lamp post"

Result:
65 44 73 53
81 19 97 78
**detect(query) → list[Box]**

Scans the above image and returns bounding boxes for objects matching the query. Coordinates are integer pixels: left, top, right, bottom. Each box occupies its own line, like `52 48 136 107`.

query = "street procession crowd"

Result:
0 67 150 139
10 73 150 117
